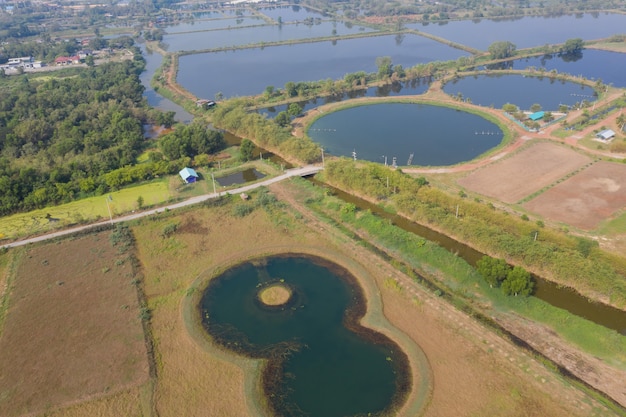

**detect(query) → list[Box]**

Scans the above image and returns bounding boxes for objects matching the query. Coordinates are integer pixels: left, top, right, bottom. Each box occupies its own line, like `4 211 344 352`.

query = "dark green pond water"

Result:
200 255 410 417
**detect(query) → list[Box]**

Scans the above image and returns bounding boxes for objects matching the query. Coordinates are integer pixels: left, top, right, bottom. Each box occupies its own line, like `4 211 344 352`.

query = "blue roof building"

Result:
596 129 616 141
529 111 545 121
179 167 199 183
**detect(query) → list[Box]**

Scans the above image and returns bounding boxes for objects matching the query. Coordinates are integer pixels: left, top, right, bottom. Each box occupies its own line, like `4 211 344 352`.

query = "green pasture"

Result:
0 180 170 240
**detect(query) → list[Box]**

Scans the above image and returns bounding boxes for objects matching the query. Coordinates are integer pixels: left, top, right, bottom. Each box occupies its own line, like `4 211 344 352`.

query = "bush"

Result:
161 222 179 238
233 204 254 217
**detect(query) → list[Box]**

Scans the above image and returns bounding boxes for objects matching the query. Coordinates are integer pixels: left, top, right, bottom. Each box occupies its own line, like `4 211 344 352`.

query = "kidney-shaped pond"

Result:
200 254 411 417
308 102 503 166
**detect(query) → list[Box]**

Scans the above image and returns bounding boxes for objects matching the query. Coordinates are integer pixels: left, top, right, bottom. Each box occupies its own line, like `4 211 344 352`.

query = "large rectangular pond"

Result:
164 17 265 34
443 74 597 111
258 5 330 22
162 20 375 52
507 49 626 88
407 12 626 50
178 34 468 98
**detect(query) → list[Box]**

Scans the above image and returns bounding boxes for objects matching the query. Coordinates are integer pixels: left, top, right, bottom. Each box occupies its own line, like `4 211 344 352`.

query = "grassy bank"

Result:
295 177 626 368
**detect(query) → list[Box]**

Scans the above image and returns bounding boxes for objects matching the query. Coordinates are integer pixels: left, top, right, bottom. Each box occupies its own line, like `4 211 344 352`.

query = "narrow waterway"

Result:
311 179 626 335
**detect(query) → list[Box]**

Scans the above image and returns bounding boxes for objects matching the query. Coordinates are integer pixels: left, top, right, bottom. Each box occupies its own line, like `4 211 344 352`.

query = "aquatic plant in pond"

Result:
200 255 410 417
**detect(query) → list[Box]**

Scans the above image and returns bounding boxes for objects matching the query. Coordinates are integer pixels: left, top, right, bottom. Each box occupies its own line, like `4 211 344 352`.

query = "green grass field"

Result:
0 180 171 240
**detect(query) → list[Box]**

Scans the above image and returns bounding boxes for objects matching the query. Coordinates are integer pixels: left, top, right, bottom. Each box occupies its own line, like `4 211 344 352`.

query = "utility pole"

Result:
321 147 325 168
211 172 217 195
105 195 113 225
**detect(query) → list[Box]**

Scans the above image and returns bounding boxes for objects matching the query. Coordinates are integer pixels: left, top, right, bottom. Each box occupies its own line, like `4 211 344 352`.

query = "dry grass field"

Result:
130 181 617 417
0 232 150 417
0 181 621 417
523 161 626 230
457 142 593 203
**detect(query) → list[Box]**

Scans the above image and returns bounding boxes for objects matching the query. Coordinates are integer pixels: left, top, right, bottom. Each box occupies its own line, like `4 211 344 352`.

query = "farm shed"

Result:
179 167 199 183
529 111 545 121
596 129 616 141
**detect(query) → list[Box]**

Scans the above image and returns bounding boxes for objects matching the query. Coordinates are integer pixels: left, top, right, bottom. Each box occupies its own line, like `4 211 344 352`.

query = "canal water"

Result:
139 44 193 123
317 181 626 335
307 102 503 165
200 254 410 417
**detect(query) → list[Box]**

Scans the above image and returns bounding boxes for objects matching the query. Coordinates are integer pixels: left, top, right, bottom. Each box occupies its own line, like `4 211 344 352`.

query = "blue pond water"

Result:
507 49 626 88
162 20 375 52
257 78 432 118
407 12 626 50
443 74 597 110
178 34 467 99
308 102 503 166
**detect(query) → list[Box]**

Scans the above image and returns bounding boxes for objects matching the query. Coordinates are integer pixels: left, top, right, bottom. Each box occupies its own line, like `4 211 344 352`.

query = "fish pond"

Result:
177 34 467 98
505 49 626 88
257 78 432 118
308 102 503 166
162 20 375 52
200 254 410 417
407 12 626 50
443 74 597 110
215 168 266 186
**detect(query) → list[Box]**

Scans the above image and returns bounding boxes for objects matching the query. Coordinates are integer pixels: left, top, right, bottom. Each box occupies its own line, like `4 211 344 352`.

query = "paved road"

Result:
1 165 323 250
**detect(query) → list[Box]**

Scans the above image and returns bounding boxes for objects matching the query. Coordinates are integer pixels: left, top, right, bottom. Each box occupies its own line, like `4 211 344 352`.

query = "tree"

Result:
240 138 254 161
284 81 297 97
530 103 542 113
287 103 303 118
488 41 516 60
274 111 291 127
501 266 534 296
85 55 95 67
476 256 511 288
375 56 393 80
543 111 554 122
560 38 584 55
502 103 518 113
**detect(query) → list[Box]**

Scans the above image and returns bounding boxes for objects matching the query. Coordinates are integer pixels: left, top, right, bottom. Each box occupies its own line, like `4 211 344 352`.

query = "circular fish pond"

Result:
307 102 503 166
200 254 411 417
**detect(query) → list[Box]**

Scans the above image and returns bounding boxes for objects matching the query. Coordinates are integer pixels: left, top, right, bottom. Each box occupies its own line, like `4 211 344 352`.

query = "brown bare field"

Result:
0 232 150 417
523 161 626 230
457 142 593 203
132 182 618 417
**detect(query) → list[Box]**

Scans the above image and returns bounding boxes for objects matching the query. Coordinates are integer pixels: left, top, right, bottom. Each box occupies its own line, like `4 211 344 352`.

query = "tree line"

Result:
0 56 182 215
